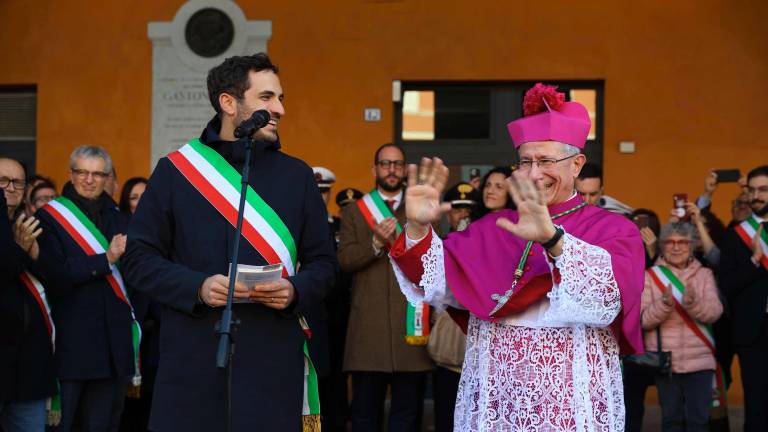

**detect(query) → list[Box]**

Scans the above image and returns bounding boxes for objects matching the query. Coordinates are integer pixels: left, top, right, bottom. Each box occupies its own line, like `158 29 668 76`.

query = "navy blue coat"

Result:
122 119 336 432
34 189 135 381
0 195 57 402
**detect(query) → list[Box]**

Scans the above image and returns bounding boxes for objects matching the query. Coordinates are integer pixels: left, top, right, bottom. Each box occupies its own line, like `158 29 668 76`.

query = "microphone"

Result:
233 109 271 139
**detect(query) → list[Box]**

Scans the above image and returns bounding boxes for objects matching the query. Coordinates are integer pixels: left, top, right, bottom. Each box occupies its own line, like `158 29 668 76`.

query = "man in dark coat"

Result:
719 164 768 432
122 53 336 432
0 159 57 431
34 147 134 432
338 143 433 432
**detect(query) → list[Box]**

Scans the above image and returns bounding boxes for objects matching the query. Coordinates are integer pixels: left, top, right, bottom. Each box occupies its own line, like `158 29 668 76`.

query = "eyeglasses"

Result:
0 177 26 190
376 160 405 170
33 194 57 205
747 186 768 194
662 239 692 248
513 154 578 171
71 168 109 180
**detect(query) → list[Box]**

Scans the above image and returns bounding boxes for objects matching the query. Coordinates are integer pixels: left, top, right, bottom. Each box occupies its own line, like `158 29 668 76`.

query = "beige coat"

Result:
338 199 433 372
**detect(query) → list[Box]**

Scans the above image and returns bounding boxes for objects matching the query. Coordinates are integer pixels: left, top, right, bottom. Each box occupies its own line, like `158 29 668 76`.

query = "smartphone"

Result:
633 214 649 229
714 169 741 183
673 193 688 219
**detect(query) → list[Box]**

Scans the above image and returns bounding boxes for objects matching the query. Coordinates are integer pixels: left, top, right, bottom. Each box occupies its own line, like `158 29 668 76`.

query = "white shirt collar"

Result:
377 188 404 211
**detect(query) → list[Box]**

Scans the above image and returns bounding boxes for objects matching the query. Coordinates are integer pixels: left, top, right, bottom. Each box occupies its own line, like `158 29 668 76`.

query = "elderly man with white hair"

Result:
34 146 137 432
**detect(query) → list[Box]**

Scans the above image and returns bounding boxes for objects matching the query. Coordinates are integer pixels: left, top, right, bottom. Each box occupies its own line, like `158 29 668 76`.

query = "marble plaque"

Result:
147 0 271 169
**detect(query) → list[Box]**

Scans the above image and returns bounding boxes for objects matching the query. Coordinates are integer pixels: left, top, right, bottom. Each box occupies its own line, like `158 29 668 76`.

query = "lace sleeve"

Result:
543 232 622 327
390 233 461 311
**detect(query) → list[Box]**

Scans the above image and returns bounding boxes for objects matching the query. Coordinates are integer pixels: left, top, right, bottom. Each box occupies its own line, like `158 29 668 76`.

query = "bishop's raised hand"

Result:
405 157 451 239
496 174 557 244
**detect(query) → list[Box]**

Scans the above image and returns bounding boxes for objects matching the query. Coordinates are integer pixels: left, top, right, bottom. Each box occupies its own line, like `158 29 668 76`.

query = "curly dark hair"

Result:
206 53 279 114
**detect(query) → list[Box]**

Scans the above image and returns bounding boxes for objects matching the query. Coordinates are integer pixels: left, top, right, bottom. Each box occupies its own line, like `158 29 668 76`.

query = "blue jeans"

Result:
0 399 47 432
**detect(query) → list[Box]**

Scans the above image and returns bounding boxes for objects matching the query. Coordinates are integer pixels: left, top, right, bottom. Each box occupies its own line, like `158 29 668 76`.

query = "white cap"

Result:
312 167 336 189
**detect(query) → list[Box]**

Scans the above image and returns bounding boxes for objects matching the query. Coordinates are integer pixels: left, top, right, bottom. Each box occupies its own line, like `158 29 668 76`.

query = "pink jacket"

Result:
640 257 723 374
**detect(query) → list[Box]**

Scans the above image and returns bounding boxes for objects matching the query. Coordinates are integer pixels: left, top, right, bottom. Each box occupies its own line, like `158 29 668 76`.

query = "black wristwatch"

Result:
540 225 564 250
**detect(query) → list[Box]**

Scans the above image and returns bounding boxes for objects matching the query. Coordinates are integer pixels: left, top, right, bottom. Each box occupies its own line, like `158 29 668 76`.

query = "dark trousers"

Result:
655 370 713 432
319 372 349 432
622 360 654 432
736 328 768 432
53 378 129 432
350 371 426 432
432 366 460 432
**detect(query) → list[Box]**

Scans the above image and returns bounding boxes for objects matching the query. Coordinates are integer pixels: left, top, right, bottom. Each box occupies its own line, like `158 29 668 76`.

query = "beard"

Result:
753 200 768 217
376 174 404 193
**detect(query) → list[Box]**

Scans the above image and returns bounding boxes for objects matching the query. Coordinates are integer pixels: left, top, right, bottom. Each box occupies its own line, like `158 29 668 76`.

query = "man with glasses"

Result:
34 146 134 432
338 143 433 431
29 181 58 213
719 165 768 432
388 83 645 431
0 157 57 431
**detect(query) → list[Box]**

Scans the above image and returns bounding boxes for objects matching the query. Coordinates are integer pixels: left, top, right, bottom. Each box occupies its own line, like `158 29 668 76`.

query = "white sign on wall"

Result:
147 0 272 169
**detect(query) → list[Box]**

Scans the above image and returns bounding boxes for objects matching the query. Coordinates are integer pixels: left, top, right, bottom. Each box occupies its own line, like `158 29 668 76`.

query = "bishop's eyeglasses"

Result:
513 154 578 171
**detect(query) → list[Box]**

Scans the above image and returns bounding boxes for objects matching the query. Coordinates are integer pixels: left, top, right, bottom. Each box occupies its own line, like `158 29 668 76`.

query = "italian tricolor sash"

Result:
18 271 61 426
734 215 768 270
648 266 727 408
42 197 142 386
168 139 297 278
357 189 430 346
168 140 319 429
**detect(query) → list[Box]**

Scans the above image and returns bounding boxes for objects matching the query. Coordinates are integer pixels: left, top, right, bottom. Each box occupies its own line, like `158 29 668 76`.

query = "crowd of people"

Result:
1 53 767 432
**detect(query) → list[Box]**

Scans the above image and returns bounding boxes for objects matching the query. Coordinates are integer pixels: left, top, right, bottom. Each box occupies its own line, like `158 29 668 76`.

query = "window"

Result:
394 81 603 169
0 86 37 175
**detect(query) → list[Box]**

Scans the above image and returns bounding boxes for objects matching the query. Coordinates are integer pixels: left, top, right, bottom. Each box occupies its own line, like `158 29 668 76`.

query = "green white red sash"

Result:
42 197 142 386
734 215 768 270
19 271 55 348
168 139 319 426
299 318 320 430
168 139 297 278
648 266 727 408
357 189 430 345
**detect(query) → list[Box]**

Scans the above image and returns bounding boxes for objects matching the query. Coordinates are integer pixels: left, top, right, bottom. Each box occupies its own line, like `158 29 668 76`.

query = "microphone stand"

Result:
215 135 255 432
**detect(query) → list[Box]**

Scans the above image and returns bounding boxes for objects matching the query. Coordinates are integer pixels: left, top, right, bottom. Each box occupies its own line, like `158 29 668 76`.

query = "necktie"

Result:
385 199 395 211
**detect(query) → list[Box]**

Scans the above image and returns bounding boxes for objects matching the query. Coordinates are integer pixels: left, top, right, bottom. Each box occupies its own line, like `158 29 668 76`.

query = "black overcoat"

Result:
122 120 336 432
34 189 135 381
719 225 768 346
0 195 57 401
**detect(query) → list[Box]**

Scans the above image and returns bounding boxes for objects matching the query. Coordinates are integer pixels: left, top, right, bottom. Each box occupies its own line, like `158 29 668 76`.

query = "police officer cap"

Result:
443 182 480 208
336 188 363 207
312 167 336 190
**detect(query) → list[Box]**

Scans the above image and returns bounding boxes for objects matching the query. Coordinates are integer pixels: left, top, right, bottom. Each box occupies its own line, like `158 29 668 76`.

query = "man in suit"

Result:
0 158 57 431
719 164 768 432
122 53 336 431
34 146 134 432
338 143 433 432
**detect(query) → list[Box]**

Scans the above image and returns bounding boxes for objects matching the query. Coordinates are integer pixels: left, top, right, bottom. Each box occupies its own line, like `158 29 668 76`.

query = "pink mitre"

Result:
507 83 591 149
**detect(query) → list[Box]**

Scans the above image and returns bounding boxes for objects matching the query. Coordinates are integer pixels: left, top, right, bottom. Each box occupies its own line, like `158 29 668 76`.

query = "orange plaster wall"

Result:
2 0 764 221
1 0 764 406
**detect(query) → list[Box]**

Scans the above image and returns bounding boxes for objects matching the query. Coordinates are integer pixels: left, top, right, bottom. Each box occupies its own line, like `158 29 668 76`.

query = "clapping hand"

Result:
373 218 397 249
753 224 765 263
13 214 42 260
661 284 675 307
106 234 127 264
496 174 556 244
682 286 696 307
405 158 451 239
